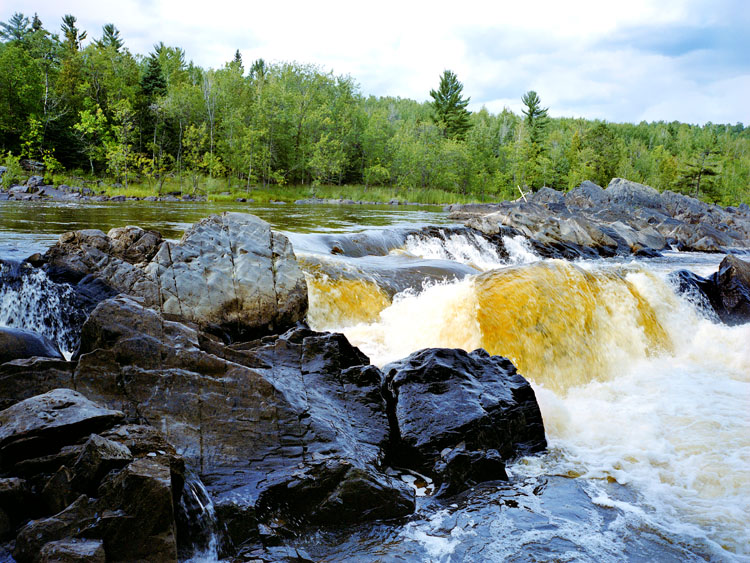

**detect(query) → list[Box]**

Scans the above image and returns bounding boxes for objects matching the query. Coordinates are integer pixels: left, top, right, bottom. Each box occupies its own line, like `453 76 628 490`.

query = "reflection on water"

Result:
0 200 452 259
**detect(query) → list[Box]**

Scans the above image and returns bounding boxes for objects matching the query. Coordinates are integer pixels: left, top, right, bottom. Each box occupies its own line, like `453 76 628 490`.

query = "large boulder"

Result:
711 254 750 325
42 213 308 340
0 389 124 468
564 180 607 209
383 348 547 495
605 178 665 211
144 213 308 339
0 327 63 365
72 295 413 539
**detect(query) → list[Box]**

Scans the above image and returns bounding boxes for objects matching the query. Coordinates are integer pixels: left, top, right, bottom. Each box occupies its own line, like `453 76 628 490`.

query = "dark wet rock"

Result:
711 254 750 325
71 434 133 494
71 296 412 541
433 447 508 497
452 178 750 255
95 457 179 562
38 538 105 563
255 460 415 532
0 327 63 365
13 495 100 563
41 466 78 514
0 357 74 410
670 255 750 325
0 477 29 534
0 389 124 468
383 348 546 495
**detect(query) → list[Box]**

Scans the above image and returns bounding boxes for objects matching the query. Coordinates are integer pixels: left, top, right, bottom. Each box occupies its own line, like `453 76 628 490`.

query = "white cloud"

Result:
3 0 748 124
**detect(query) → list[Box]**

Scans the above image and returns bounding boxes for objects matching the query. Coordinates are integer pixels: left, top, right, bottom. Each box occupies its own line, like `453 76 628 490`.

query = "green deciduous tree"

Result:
429 70 471 140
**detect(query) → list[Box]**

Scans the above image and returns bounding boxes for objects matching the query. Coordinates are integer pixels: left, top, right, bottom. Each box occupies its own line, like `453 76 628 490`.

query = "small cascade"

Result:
0 261 83 359
177 473 222 563
403 228 508 271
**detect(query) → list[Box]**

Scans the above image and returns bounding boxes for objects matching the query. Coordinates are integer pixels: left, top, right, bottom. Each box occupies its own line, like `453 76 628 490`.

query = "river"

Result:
1 200 748 562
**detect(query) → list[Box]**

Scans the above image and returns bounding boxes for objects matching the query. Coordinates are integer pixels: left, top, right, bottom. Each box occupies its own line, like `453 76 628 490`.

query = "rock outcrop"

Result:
41 213 308 340
449 178 750 256
0 389 187 563
383 348 547 496
0 327 62 364
671 254 750 325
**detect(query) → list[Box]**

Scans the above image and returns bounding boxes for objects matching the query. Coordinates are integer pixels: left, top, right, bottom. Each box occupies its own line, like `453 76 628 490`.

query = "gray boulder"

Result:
605 178 665 211
43 213 308 340
26 175 45 189
565 180 607 209
144 213 307 338
0 327 63 365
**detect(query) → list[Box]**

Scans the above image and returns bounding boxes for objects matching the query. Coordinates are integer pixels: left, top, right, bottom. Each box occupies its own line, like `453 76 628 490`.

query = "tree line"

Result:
1 11 749 204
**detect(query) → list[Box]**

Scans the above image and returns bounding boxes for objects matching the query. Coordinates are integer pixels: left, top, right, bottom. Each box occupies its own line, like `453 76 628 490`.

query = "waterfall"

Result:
0 261 82 359
177 472 222 562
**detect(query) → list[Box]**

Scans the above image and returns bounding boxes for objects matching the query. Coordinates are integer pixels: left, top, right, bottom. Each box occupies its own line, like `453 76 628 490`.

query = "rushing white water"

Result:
402 230 539 271
308 255 750 560
0 262 79 359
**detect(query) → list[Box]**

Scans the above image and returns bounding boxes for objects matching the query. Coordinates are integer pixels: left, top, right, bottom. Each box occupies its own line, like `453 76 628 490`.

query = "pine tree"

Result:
61 14 86 50
521 90 548 145
0 12 31 41
94 24 124 51
429 70 472 140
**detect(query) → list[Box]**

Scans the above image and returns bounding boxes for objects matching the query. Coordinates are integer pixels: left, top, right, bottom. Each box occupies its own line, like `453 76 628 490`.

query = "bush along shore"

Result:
1 197 750 561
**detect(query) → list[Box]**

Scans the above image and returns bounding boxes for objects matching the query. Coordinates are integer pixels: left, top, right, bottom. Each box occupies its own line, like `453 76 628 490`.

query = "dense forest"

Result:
1 11 749 204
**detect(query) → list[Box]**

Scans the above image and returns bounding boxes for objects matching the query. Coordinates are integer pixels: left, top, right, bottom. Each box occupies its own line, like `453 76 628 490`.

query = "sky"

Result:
5 0 749 125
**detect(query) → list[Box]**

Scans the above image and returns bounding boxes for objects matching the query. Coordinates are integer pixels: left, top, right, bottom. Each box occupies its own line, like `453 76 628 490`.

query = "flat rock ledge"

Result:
448 178 750 257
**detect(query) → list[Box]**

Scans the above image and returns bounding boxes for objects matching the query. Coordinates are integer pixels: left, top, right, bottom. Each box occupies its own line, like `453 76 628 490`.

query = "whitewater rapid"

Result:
305 231 750 560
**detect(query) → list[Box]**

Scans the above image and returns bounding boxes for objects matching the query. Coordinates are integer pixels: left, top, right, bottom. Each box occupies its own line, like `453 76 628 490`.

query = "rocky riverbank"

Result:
0 213 547 562
448 178 750 256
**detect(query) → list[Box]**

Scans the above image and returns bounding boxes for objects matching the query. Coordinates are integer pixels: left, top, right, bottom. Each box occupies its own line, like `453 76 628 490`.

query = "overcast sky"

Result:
5 0 748 125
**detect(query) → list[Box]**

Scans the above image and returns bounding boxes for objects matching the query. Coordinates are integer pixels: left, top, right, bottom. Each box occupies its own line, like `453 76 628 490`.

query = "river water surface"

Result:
1 200 748 562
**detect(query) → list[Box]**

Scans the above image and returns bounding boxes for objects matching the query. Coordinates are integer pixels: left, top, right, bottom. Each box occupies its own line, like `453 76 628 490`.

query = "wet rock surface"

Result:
40 213 308 341
449 178 750 256
671 253 750 325
383 348 547 496
0 212 553 560
0 389 185 563
0 327 63 364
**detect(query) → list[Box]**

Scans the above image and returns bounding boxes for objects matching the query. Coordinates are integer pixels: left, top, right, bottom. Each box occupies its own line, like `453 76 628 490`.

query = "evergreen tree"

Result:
233 49 243 68
520 90 550 189
61 14 86 50
521 90 548 144
31 13 43 32
429 70 471 140
0 12 31 41
94 24 124 51
675 148 720 201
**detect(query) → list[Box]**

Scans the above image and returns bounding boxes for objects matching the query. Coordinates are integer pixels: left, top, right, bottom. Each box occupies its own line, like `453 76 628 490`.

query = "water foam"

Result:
325 259 750 558
0 262 80 359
